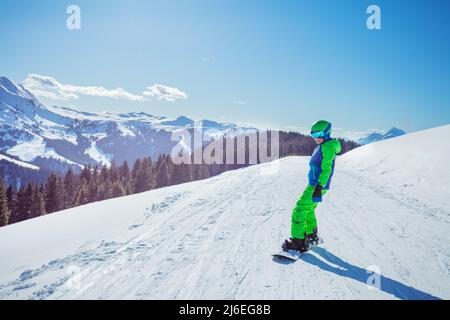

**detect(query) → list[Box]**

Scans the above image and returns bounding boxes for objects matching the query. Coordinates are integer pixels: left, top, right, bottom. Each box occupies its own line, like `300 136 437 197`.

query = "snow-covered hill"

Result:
341 125 450 211
0 126 449 300
0 76 256 187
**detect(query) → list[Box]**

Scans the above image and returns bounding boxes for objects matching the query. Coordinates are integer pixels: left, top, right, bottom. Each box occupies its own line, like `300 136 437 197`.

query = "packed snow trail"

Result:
0 126 449 300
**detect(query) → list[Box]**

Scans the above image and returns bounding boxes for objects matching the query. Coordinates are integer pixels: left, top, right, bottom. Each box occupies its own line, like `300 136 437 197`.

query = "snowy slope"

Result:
0 126 449 300
0 153 39 170
340 125 450 211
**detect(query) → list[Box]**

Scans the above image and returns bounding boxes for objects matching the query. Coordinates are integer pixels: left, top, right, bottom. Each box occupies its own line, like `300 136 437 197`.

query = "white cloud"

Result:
27 88 78 100
23 74 145 102
22 74 187 103
233 100 247 105
142 84 188 102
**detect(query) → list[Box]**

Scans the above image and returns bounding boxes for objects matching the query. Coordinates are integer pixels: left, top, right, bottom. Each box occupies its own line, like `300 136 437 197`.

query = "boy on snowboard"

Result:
283 120 341 253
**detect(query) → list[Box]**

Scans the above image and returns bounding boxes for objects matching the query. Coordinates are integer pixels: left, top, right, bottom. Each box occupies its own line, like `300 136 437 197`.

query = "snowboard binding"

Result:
307 229 320 246
282 237 309 253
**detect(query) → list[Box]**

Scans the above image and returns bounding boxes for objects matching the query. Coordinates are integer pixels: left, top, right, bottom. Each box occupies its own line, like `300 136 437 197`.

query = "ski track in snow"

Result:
0 156 448 300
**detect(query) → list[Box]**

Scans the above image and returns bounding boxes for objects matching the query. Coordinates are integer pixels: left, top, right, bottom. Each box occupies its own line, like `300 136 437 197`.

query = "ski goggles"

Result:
310 131 325 138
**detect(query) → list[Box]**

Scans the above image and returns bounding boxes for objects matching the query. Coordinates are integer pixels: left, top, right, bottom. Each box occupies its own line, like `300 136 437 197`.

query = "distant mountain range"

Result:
357 127 406 145
0 76 256 188
0 75 407 189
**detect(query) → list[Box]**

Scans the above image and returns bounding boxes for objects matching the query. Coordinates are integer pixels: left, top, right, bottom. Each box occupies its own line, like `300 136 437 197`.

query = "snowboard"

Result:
272 238 324 261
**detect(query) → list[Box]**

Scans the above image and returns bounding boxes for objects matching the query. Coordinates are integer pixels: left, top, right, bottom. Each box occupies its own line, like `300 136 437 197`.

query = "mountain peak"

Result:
357 127 406 145
386 127 406 134
0 76 13 84
0 75 38 103
0 76 20 95
176 115 193 122
160 115 194 126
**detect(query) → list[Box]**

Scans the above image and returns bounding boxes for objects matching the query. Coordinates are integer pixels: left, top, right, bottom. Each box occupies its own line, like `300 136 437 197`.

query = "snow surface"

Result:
6 136 47 162
340 125 450 211
0 126 449 300
85 141 112 167
0 154 39 170
6 135 79 166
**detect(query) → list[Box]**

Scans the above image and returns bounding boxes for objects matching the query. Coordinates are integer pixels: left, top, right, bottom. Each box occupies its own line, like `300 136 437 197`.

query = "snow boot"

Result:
307 228 320 246
282 237 309 253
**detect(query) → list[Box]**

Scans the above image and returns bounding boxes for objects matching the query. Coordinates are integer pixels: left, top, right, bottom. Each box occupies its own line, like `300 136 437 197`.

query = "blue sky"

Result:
1 0 449 133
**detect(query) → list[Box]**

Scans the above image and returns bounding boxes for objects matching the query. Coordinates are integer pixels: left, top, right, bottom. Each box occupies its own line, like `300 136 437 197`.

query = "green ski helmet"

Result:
310 120 332 139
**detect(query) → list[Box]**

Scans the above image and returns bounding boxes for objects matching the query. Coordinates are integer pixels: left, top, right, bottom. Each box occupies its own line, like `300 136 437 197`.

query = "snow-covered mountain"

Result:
0 76 256 187
0 125 448 300
357 127 406 145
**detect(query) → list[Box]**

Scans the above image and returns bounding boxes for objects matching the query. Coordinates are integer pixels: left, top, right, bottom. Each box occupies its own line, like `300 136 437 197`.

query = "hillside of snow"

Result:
0 126 449 300
340 125 450 211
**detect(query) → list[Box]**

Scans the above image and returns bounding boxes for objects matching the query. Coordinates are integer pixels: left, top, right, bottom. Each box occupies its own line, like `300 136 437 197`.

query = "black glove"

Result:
312 185 323 203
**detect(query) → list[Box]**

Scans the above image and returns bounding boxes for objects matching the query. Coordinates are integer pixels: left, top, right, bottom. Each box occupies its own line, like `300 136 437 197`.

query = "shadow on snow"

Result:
303 247 441 300
273 247 441 300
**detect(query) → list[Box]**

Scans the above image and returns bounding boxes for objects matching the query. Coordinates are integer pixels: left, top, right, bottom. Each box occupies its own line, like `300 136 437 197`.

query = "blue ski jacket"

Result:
308 138 342 189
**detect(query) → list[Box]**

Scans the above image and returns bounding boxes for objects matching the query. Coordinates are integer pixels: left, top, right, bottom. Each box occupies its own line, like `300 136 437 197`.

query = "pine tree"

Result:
125 184 133 195
109 160 118 183
24 181 33 218
6 185 14 225
171 161 193 185
39 184 45 197
30 184 46 218
133 157 153 193
155 154 164 172
169 161 184 185
120 160 131 183
88 166 100 202
98 179 112 200
100 166 109 183
131 158 141 182
120 160 131 194
80 164 92 183
75 180 89 206
110 181 126 198
156 159 169 188
6 185 14 212
64 169 78 208
0 178 9 227
45 174 62 214
10 182 33 223
10 186 27 224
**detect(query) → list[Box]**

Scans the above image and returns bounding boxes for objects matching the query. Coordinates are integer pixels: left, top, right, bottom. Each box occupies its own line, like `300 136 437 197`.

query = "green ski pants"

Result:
291 185 327 239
